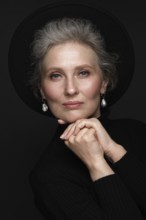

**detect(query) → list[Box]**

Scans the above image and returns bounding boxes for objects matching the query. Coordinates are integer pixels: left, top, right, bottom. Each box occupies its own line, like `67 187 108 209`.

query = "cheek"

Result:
81 79 101 99
41 82 61 101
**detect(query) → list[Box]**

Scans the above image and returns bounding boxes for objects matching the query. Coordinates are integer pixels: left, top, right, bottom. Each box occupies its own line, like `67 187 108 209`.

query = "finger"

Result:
81 119 112 148
63 119 86 139
64 128 88 146
73 127 93 141
88 128 96 136
63 118 95 139
64 140 69 146
75 118 101 134
60 123 75 139
60 118 100 140
73 118 97 136
58 119 67 124
78 127 96 140
74 119 90 135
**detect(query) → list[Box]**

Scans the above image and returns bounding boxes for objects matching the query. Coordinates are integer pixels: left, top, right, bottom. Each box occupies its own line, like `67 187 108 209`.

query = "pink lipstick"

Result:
63 101 83 109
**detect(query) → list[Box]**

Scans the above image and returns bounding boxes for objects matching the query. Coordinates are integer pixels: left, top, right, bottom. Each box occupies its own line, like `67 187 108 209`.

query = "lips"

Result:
63 101 83 109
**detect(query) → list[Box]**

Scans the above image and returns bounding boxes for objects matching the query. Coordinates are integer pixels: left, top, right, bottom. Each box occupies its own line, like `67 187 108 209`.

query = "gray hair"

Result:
29 18 118 99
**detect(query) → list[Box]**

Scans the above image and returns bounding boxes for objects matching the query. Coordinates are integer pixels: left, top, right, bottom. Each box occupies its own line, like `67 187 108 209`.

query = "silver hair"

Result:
29 18 118 99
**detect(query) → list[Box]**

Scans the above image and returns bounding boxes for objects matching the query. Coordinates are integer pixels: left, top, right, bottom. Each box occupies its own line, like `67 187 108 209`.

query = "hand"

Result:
59 118 127 163
64 127 114 180
64 127 104 166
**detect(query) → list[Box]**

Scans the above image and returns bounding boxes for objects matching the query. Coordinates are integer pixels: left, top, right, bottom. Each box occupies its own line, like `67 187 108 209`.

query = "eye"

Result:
49 72 62 80
79 70 90 77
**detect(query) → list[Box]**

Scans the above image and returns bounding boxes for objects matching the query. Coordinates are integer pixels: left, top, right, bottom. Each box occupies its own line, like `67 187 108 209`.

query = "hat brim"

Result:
8 0 135 116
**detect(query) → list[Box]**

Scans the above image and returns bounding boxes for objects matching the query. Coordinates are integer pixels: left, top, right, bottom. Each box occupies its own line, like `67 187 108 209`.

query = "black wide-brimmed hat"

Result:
8 0 135 116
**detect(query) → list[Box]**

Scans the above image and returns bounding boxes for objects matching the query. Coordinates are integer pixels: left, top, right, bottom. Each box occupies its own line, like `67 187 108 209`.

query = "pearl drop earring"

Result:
101 94 107 108
42 99 48 112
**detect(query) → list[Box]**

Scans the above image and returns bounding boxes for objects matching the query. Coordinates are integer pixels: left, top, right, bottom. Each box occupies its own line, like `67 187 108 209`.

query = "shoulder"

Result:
107 117 146 135
104 118 146 162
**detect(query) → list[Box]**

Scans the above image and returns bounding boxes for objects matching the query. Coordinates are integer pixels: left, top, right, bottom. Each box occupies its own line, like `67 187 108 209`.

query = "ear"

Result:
100 79 108 94
39 84 46 99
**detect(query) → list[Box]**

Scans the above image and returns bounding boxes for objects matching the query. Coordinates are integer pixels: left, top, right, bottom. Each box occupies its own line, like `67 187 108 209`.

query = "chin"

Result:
60 112 91 124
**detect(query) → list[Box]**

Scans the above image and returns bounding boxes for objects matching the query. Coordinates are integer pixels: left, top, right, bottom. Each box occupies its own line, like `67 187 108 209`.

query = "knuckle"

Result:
88 129 95 137
90 128 95 134
74 135 81 143
68 135 74 144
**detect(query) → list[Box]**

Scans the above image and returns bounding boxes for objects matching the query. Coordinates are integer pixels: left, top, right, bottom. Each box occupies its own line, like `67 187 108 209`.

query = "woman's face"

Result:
40 42 108 123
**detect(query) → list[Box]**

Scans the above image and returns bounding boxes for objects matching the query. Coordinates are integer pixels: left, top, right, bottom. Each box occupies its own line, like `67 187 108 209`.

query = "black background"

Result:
0 0 146 219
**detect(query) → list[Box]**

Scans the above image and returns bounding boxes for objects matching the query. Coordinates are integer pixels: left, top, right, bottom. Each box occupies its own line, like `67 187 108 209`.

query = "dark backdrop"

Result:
0 0 146 219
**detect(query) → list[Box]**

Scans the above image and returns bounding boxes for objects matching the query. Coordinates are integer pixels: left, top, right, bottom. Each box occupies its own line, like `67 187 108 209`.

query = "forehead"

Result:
42 41 99 68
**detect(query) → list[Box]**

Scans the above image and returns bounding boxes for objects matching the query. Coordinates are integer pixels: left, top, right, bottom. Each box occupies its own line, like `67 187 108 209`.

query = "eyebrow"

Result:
44 64 97 74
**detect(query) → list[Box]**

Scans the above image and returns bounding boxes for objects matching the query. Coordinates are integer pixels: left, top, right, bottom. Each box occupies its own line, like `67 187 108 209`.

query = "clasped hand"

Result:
59 118 126 179
58 118 123 181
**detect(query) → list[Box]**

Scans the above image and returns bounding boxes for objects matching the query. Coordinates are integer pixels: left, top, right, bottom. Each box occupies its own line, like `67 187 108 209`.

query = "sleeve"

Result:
111 119 146 218
112 153 146 217
29 171 144 220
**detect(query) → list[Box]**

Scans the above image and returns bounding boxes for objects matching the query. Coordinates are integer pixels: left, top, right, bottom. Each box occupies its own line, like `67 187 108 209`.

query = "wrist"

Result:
106 144 127 163
88 157 115 181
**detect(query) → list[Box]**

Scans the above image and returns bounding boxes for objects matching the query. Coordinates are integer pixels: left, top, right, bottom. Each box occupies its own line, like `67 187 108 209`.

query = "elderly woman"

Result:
8 1 146 220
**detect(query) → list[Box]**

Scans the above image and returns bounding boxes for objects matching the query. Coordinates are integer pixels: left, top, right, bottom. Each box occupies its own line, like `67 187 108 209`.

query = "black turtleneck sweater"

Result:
29 115 146 220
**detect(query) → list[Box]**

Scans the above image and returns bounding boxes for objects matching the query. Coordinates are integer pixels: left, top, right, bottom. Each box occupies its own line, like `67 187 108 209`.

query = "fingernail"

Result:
60 134 64 139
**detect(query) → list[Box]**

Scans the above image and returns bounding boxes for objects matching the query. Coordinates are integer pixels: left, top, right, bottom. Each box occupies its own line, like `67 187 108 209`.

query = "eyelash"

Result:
49 73 62 79
79 70 90 77
49 70 90 80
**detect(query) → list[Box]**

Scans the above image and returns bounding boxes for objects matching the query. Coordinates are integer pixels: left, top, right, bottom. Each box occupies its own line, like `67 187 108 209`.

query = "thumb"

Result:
58 119 67 124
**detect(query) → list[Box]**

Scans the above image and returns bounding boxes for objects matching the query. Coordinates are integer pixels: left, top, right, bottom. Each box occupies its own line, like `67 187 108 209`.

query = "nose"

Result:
65 78 79 96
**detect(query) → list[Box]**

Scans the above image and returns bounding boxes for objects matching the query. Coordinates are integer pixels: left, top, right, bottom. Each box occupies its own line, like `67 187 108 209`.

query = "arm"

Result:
30 168 144 220
60 118 146 218
112 153 146 217
107 119 146 217
38 124 143 219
